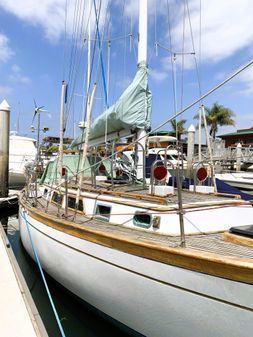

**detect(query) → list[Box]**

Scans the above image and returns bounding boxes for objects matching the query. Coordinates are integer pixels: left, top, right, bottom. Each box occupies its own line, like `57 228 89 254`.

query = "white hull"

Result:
8 135 36 188
216 173 253 191
19 208 253 337
224 180 253 191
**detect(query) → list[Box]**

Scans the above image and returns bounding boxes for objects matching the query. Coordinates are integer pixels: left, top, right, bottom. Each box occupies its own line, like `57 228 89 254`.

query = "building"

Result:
218 127 253 147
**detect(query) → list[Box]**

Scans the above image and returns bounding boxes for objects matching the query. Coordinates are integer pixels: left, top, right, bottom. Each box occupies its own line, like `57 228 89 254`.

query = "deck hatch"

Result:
230 225 253 238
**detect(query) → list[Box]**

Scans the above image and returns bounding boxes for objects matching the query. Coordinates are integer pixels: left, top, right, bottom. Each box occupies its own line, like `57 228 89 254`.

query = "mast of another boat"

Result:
136 0 148 181
76 4 97 207
76 83 96 207
59 80 66 179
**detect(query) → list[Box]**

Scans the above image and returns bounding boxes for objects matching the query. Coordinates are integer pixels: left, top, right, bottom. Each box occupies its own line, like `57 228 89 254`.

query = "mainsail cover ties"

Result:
71 61 152 148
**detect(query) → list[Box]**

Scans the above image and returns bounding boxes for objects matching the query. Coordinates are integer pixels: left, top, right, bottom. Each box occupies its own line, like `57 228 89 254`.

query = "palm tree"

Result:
169 118 187 141
195 103 235 139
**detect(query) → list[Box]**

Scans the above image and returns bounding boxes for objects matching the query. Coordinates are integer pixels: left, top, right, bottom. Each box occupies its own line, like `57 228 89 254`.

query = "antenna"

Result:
17 101 21 134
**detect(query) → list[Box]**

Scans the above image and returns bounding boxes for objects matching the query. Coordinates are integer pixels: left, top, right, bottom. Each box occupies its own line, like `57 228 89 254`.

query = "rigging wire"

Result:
151 58 253 134
180 0 187 111
65 0 93 130
91 0 111 115
123 0 127 87
65 0 86 128
93 0 108 109
66 0 87 100
166 0 177 120
74 0 101 179
198 0 203 161
130 5 133 52
62 0 68 80
198 0 202 96
154 0 158 56
186 0 202 100
70 57 253 177
67 0 83 85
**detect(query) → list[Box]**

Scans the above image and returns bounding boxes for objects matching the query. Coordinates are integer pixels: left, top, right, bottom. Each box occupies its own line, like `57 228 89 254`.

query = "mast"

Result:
59 80 66 180
138 0 147 65
201 104 217 192
87 7 91 110
136 0 148 181
37 109 41 164
76 83 97 207
198 106 202 162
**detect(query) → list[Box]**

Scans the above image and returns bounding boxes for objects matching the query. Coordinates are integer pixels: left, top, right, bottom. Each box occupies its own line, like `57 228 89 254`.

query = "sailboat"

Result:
19 1 253 337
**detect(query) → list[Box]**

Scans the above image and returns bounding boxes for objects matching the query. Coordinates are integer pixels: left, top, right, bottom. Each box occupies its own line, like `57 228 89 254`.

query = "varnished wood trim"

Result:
214 192 241 199
20 198 253 285
224 232 253 248
45 183 248 212
70 184 168 205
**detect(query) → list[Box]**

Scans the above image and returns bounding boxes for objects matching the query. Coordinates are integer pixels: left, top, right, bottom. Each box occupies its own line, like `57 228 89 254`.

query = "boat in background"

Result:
215 172 253 191
9 133 37 188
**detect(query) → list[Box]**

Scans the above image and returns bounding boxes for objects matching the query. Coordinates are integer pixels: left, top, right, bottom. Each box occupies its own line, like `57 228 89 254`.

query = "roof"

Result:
219 130 253 137
149 130 170 136
148 135 177 143
43 136 73 144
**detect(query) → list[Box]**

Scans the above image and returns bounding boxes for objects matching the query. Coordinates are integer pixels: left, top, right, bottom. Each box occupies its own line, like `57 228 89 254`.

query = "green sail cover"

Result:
40 155 113 184
71 62 152 148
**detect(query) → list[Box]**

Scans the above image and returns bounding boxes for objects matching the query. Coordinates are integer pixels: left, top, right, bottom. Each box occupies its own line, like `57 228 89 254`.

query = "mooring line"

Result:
22 211 67 337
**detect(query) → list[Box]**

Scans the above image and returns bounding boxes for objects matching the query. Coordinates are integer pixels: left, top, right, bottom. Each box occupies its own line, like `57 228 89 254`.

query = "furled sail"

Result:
71 61 152 148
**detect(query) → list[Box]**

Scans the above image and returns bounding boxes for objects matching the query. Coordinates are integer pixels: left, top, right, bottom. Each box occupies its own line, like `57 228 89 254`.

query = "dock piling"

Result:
0 100 10 197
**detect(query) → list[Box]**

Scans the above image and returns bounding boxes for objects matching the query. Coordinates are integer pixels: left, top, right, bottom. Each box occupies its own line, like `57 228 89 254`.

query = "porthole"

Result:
67 197 83 212
95 204 111 222
133 212 152 229
52 192 63 205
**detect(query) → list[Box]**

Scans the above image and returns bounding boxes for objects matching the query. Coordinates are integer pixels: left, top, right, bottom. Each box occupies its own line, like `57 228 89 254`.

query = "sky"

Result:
0 0 253 142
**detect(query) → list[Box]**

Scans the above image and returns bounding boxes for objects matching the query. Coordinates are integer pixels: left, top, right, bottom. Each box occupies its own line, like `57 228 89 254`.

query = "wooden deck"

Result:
23 192 253 261
66 180 244 210
20 182 253 285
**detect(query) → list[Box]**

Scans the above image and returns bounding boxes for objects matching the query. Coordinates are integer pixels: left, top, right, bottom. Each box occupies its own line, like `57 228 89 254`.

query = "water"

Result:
0 209 134 337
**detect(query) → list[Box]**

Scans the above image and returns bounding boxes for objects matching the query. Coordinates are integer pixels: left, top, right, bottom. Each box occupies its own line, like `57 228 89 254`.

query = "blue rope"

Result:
22 211 66 337
93 0 108 108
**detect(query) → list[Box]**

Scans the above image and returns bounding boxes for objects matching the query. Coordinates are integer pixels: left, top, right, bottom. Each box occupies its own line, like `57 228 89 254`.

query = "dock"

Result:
0 224 48 337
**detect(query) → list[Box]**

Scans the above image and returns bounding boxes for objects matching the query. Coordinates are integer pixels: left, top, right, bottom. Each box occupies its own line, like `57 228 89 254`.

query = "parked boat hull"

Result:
9 170 26 188
19 207 253 337
216 173 253 191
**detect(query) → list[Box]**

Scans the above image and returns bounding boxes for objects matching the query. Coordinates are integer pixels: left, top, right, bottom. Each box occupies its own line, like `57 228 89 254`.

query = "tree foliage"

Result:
194 103 235 139
169 118 187 141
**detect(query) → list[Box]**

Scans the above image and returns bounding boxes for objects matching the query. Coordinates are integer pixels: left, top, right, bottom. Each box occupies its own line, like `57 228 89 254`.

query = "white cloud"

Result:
122 0 253 75
149 68 168 82
0 85 12 96
0 34 13 63
0 0 66 42
123 0 169 20
170 0 253 65
0 0 110 43
9 64 31 84
235 66 253 95
115 75 132 90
